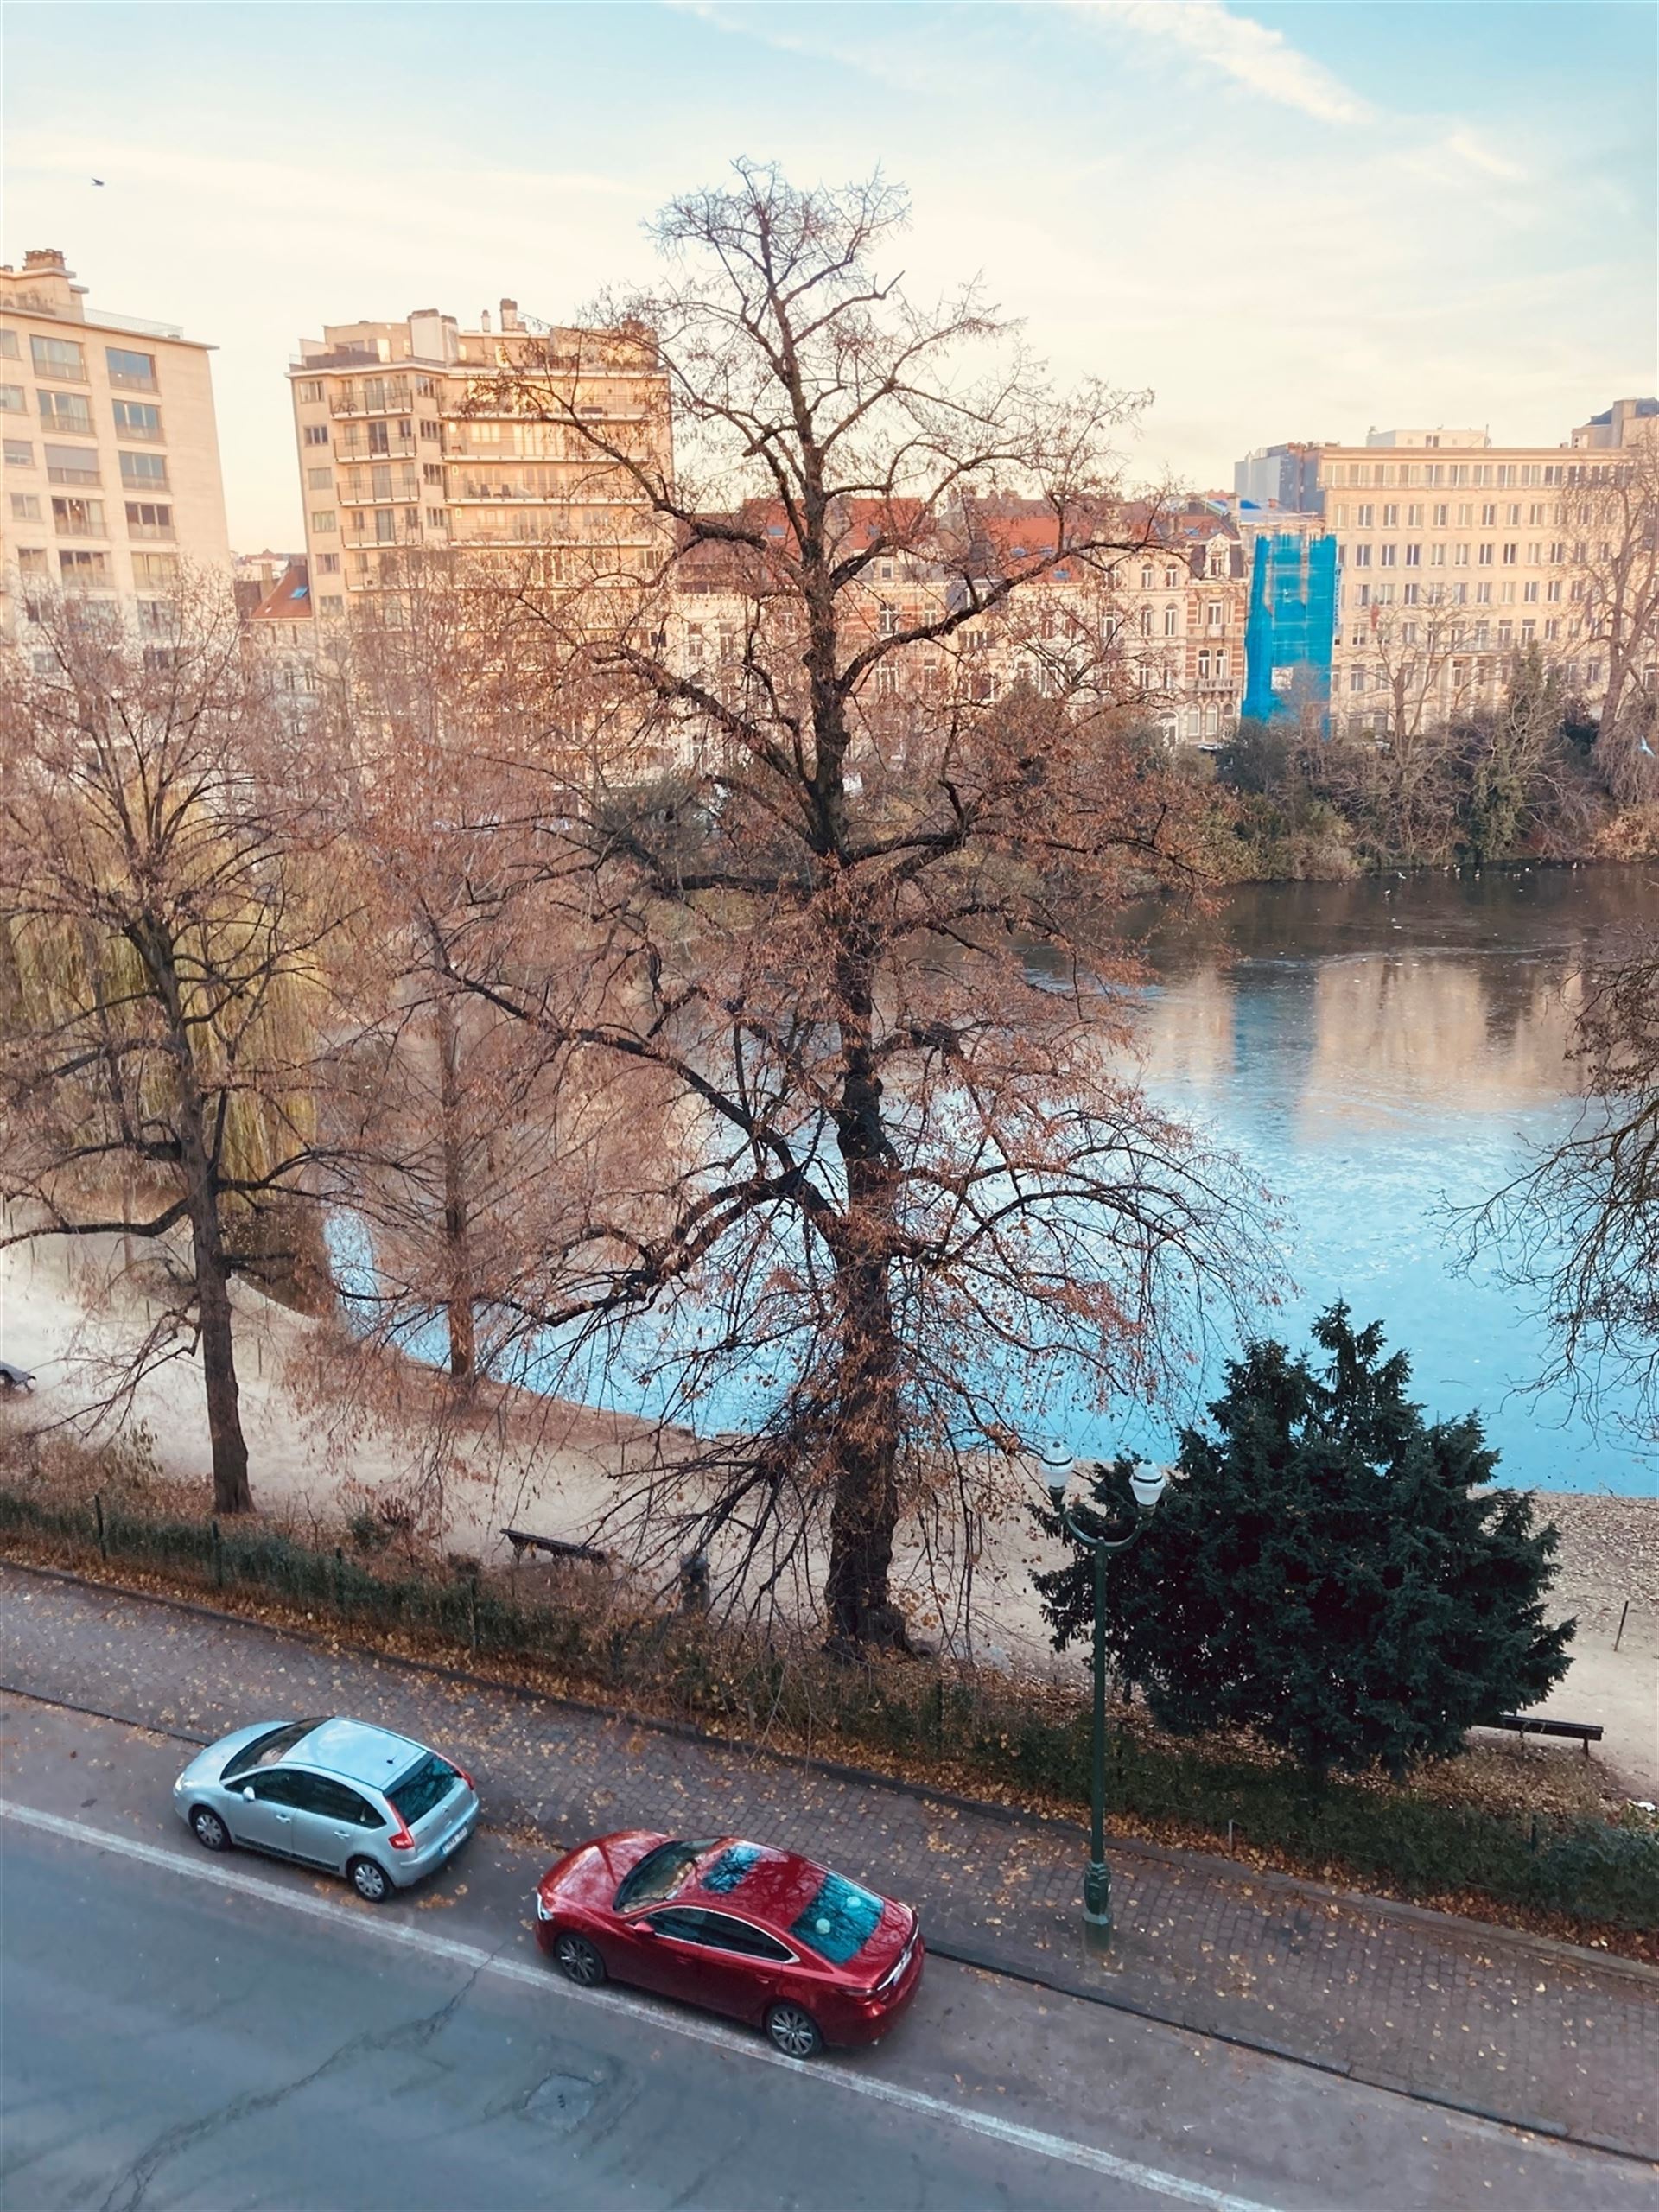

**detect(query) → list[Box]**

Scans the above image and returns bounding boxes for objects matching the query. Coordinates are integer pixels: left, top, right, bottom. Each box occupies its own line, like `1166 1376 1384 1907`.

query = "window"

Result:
1350 668 1367 694
3 438 30 466
374 509 395 543
1406 505 1422 527
310 509 338 531
419 418 441 441
59 549 111 586
1162 604 1177 636
1382 504 1399 527
789 1871 885 1964
695 1914 794 1963
44 443 99 485
120 451 168 490
0 328 15 359
1522 581 1539 603
1476 581 1493 605
1356 504 1374 528
296 1776 383 1827
1206 600 1224 630
30 333 86 382
1546 579 1562 602
1480 503 1497 525
614 1840 715 1913
318 594 343 617
1 384 25 414
386 1754 461 1827
317 550 340 575
38 389 93 434
296 378 325 404
125 502 174 537
302 423 329 447
1433 504 1449 526
426 507 446 530
307 466 332 490
403 506 419 529
1404 544 1421 567
1501 543 1517 565
112 399 162 440
132 551 179 588
51 495 105 536
105 346 157 391
1477 543 1494 566
245 1769 309 1807
371 462 392 499
10 492 41 519
1380 544 1396 568
1545 619 1560 641
1351 544 1371 569
17 546 49 577
1453 544 1469 567
645 1909 712 1946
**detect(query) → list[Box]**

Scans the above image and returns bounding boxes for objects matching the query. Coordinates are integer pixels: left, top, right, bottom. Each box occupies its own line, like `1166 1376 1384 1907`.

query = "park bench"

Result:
1489 1712 1604 1755
501 1526 608 1568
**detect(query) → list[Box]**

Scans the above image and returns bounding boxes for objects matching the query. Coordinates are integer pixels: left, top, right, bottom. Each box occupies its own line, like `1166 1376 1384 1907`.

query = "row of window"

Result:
1325 461 1570 490
0 328 159 390
1339 501 1564 531
14 545 178 590
13 496 175 540
1345 653 1603 693
0 388 166 444
7 449 168 493
1347 541 1566 572
1347 579 1563 610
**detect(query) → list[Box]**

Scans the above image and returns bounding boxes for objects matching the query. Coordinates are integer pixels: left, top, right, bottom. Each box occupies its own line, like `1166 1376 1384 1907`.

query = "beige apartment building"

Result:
287 298 670 626
1319 404 1656 736
0 249 231 639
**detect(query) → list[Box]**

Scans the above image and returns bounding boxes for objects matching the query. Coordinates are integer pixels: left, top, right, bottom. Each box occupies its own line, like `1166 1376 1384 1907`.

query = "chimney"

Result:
480 309 492 334
499 297 520 332
23 247 69 274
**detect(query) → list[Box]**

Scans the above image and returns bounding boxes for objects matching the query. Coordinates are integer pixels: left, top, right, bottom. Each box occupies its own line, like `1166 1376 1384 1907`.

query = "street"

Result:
2 1696 1649 2212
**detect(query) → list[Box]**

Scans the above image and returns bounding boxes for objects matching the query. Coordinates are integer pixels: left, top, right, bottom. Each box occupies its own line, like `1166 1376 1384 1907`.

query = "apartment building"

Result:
1319 405 1656 736
287 298 671 626
0 249 231 639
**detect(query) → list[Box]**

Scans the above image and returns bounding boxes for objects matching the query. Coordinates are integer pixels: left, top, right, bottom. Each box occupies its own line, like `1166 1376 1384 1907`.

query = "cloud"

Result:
1090 0 1372 126
1441 130 1528 184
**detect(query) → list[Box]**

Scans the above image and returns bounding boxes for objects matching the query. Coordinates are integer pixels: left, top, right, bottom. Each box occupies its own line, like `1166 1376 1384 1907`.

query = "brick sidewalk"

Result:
3 1561 1654 2162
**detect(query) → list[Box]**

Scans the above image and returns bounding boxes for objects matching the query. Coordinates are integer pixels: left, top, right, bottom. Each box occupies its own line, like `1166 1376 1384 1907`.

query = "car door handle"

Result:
273 1812 291 1824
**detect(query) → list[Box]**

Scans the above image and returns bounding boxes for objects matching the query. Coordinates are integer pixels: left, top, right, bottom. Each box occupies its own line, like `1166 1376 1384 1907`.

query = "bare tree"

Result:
436 165 1273 1650
1466 938 1659 1446
0 587 348 1512
1557 430 1659 801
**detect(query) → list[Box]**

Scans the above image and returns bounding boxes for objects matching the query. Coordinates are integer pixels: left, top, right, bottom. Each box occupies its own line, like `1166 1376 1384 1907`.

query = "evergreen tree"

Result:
1033 1306 1574 1779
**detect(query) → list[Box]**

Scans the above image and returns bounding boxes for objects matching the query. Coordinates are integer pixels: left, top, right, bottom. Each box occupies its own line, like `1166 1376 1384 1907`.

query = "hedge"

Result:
3 1482 1654 1932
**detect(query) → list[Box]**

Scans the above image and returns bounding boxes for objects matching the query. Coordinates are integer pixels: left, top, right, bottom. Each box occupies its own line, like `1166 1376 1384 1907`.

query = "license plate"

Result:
442 1825 468 1854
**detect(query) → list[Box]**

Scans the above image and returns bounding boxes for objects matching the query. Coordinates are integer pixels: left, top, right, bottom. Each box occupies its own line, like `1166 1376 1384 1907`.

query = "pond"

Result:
1103 863 1658 1497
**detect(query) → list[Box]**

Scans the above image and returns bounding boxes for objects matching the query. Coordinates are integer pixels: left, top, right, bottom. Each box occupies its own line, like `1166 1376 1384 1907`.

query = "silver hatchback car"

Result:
173 1715 480 1903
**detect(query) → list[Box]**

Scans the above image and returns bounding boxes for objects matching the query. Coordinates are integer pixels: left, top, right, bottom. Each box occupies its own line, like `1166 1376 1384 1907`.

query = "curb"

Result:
4 1663 1656 2168
4 1549 1656 1993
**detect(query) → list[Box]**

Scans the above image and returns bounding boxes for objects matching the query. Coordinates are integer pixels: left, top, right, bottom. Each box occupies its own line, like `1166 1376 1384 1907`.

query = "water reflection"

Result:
1106 865 1658 1497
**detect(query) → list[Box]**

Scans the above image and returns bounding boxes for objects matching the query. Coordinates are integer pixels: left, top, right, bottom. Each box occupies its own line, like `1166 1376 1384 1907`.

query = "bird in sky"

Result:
92 177 105 187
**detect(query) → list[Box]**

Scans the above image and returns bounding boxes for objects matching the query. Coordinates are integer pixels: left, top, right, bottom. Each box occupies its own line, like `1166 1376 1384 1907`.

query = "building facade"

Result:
287 298 671 629
1 249 231 640
1233 442 1327 516
1319 408 1656 736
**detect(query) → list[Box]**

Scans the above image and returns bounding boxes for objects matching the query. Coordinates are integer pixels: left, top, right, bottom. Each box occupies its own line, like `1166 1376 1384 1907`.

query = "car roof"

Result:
289 1716 429 1789
683 1838 830 1924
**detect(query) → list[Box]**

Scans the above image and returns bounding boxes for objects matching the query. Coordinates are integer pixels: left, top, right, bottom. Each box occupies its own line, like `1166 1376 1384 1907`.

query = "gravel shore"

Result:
1532 1489 1659 1637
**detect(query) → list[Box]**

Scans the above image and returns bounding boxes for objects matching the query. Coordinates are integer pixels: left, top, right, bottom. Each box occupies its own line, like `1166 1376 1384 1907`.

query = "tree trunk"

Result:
435 994 476 1386
823 933 911 1652
155 928 253 1516
823 1250 908 1650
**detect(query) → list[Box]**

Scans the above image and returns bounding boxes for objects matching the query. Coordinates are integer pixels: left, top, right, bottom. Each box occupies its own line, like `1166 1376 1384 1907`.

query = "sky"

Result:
5 0 1654 550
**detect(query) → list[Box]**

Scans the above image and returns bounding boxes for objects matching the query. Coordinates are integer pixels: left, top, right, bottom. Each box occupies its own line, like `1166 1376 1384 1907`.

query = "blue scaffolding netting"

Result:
1242 531 1337 729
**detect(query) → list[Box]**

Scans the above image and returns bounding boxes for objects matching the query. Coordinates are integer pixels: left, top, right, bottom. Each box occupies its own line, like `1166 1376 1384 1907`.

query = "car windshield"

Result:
387 1753 460 1826
789 1871 885 1964
614 1840 718 1913
222 1719 327 1783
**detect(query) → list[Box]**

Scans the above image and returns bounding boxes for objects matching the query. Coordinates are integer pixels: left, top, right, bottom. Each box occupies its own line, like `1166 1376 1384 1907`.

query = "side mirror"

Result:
242 1787 256 1802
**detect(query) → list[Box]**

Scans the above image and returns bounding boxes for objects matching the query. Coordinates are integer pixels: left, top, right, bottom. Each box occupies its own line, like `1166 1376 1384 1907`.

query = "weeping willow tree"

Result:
0 586 348 1513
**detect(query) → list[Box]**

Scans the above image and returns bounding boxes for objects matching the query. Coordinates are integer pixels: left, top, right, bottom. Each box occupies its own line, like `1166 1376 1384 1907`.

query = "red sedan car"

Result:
535 1830 924 2057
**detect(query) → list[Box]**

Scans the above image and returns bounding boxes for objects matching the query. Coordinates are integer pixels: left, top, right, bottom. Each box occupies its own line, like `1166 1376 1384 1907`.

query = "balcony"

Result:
107 368 159 393
329 385 412 417
334 436 415 463
47 462 100 486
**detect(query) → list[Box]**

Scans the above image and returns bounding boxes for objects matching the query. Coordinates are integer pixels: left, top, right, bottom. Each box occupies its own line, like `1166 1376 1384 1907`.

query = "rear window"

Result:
222 1719 327 1782
789 1872 885 1964
387 1753 460 1825
614 1839 717 1912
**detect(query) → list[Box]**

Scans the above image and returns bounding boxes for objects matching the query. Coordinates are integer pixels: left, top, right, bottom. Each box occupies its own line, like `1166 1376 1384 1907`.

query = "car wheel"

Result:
348 1856 392 1904
765 2002 822 2060
188 1806 230 1853
552 1931 607 1987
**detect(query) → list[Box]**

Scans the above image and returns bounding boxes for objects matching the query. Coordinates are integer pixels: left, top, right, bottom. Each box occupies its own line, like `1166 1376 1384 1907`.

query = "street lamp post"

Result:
1047 1459 1169 1947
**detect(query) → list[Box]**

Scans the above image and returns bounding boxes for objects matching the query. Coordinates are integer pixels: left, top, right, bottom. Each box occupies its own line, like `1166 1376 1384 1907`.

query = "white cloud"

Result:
1441 130 1529 184
1090 0 1372 126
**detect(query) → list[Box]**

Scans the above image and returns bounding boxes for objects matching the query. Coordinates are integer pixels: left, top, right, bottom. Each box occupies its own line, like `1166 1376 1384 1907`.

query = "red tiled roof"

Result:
247 559 313 622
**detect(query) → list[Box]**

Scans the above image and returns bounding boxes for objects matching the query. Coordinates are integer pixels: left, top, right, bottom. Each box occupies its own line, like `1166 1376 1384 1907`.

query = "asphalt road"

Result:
1 1697 1651 2212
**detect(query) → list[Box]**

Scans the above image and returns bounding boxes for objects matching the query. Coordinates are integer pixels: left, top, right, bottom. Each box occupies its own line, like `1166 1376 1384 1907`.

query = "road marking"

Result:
2 1798 1280 2212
